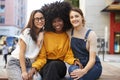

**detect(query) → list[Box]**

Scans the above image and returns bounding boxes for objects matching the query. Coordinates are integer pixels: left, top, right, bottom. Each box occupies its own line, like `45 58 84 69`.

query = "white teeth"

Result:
56 26 60 29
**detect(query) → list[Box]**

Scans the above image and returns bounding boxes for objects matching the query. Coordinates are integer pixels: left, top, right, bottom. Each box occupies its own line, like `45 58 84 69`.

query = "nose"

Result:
38 20 42 22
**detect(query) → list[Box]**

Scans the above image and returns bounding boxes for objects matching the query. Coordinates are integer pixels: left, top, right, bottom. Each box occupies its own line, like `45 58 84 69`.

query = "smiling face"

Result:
52 17 64 33
69 10 83 28
34 12 45 29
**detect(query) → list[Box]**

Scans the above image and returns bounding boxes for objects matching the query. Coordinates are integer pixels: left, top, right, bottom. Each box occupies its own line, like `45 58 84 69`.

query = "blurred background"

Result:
0 0 120 55
0 0 120 79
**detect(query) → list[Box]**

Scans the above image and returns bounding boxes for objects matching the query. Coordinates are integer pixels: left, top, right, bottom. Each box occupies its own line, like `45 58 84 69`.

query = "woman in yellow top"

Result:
28 1 81 80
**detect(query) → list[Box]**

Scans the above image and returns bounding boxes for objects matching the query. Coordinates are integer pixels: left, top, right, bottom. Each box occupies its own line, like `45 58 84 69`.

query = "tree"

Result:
64 0 79 8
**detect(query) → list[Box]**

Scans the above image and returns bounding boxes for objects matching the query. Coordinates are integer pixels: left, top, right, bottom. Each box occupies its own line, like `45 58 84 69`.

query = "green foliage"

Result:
64 0 79 8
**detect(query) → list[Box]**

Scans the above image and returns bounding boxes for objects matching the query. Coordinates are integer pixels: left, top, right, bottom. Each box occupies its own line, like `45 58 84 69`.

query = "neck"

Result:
55 31 64 34
36 29 40 35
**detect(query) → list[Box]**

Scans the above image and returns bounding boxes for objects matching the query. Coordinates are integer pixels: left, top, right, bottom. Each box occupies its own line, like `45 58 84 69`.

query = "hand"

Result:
70 69 86 80
74 59 83 69
21 72 28 80
28 68 37 80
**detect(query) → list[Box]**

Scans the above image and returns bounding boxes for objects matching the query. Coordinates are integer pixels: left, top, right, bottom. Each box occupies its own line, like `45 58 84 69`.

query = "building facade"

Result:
102 0 120 54
0 0 27 37
0 0 27 52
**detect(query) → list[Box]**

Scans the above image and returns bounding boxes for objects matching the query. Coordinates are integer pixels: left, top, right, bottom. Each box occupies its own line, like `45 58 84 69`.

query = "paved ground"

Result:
0 53 120 79
0 54 8 79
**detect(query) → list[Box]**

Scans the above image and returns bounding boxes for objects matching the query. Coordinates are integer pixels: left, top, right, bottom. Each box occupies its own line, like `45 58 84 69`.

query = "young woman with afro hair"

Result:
28 1 81 80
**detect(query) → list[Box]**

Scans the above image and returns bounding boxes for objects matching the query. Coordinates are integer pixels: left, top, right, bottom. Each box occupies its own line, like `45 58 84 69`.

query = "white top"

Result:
11 28 42 62
2 45 8 55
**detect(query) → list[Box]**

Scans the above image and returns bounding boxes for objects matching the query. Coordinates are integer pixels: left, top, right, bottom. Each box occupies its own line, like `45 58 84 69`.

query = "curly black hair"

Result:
41 1 72 32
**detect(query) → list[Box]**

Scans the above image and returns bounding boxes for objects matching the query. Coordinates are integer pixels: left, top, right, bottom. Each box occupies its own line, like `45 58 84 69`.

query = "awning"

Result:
101 1 120 12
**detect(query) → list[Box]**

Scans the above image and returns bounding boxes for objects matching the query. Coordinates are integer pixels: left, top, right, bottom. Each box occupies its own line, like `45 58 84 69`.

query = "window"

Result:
0 5 5 13
0 16 5 23
0 0 5 1
114 33 120 53
115 13 120 23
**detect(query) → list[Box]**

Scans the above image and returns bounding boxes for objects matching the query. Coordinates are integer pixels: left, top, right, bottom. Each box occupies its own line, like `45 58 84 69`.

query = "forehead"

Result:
34 12 43 18
70 10 80 15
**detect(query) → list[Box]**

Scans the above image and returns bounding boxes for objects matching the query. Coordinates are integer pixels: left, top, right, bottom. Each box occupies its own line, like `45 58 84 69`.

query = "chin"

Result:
73 25 79 28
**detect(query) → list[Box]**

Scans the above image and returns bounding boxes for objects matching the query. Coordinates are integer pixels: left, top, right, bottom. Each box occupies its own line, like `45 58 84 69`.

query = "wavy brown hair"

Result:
22 10 44 43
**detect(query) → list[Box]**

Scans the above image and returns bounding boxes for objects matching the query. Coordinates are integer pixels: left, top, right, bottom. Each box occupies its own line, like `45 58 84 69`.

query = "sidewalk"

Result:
98 53 120 68
98 53 120 80
0 54 120 80
0 54 8 79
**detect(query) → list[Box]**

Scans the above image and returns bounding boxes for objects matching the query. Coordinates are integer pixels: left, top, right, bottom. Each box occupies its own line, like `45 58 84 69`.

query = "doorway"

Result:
114 33 120 53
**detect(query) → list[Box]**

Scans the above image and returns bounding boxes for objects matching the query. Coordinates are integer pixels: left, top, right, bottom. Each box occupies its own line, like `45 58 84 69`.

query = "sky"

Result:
27 0 63 21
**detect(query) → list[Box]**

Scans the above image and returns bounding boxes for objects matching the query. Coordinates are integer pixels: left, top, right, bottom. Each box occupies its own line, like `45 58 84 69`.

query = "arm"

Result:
83 31 97 73
19 39 28 80
70 31 97 79
64 39 83 68
32 42 47 70
64 38 75 65
28 43 47 79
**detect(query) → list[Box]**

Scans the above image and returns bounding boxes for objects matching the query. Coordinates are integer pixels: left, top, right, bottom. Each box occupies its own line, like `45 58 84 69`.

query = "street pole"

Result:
104 26 108 61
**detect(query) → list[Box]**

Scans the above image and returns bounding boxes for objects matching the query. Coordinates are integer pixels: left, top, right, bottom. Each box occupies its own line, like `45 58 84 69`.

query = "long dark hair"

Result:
22 9 44 43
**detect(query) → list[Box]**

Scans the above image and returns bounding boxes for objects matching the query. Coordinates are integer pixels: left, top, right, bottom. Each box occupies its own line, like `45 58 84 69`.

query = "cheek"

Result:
70 19 73 24
34 21 36 25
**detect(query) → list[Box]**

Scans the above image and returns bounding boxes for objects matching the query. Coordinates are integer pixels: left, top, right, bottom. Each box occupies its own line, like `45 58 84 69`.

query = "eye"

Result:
75 15 79 18
70 16 74 19
34 17 45 22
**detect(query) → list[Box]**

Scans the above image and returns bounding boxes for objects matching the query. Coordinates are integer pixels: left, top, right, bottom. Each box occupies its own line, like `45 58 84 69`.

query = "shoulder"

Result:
89 30 97 37
19 28 31 40
22 28 30 35
44 31 52 36
88 30 97 41
66 29 72 37
84 27 97 39
85 28 96 36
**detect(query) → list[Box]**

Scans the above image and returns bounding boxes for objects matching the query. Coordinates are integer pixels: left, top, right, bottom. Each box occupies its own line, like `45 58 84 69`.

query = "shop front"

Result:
102 0 120 54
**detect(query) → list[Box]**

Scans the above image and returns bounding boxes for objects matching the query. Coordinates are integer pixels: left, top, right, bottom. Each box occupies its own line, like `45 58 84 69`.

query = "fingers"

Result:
74 61 83 69
79 63 83 69
28 68 36 79
22 72 29 80
70 73 80 80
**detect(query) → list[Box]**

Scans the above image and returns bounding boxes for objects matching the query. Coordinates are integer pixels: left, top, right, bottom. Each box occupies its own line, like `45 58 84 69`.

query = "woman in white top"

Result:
6 9 45 80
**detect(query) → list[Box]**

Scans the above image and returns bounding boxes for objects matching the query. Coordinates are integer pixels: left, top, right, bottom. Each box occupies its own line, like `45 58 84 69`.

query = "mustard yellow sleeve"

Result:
32 42 47 70
64 38 75 65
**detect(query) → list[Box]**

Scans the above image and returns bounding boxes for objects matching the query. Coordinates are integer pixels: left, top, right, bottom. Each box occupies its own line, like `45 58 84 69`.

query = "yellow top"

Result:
32 32 75 70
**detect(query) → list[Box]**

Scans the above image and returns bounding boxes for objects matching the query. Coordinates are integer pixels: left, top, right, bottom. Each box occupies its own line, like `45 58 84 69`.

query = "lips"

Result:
72 20 79 24
56 26 61 29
